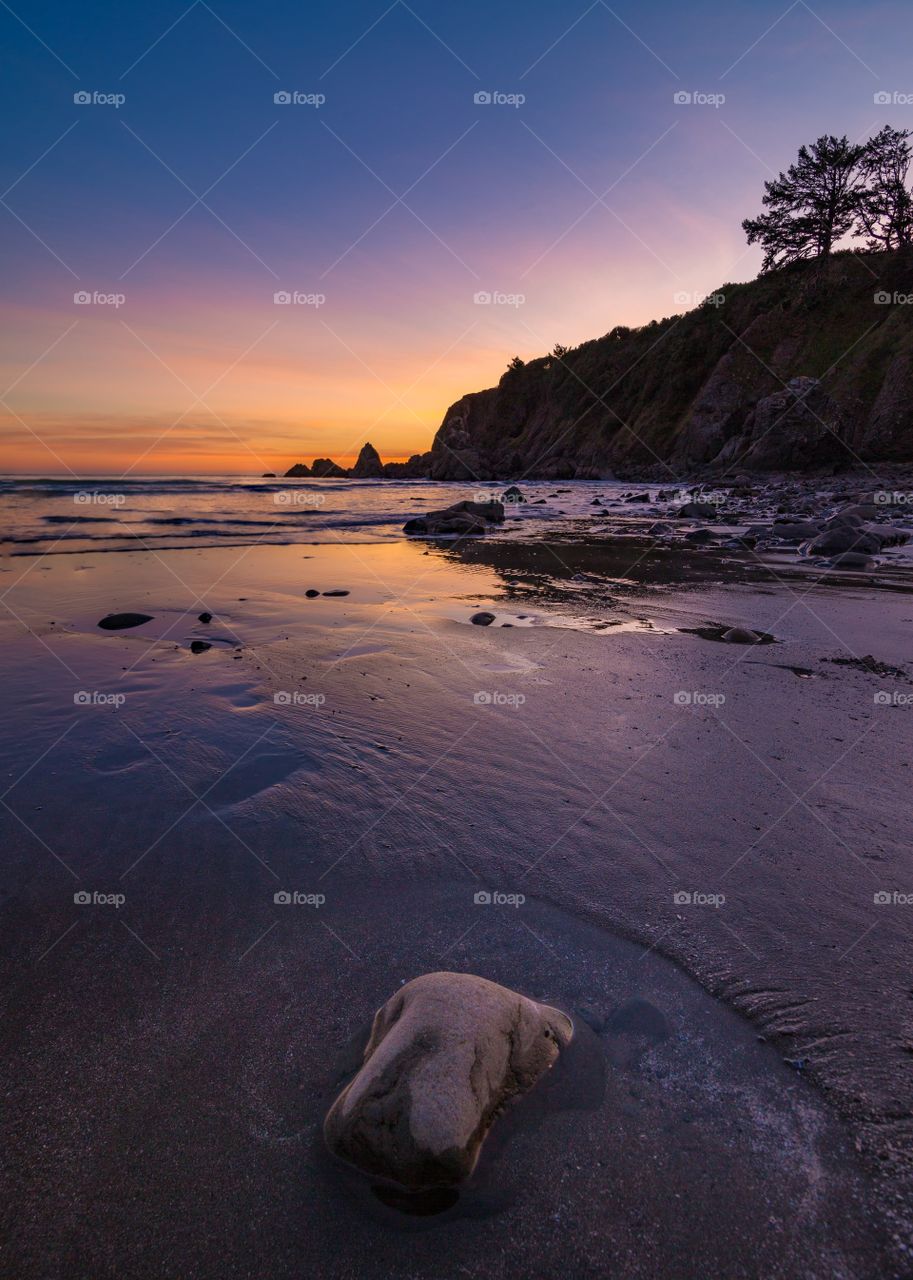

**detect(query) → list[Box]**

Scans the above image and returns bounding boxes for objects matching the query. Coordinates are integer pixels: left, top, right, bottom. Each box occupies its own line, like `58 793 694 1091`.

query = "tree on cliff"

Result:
742 135 866 272
856 126 913 251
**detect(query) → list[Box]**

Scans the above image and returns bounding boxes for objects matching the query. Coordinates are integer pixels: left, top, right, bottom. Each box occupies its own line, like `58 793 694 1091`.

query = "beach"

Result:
1 484 912 1276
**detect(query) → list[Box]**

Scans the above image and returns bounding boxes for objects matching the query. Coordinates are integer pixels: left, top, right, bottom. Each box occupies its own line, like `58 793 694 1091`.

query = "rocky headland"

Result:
284 249 913 483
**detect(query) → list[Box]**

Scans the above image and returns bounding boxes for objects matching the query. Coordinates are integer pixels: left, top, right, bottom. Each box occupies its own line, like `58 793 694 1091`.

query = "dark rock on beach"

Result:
189 640 211 654
403 500 505 538
198 612 212 624
470 611 496 626
323 972 573 1190
97 613 153 631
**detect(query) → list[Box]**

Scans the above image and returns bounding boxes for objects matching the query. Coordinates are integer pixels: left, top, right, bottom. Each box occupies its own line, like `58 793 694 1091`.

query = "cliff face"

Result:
427 250 913 479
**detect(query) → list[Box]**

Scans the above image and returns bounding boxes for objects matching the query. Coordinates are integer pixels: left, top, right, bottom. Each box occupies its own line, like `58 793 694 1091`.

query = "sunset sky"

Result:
1 0 909 474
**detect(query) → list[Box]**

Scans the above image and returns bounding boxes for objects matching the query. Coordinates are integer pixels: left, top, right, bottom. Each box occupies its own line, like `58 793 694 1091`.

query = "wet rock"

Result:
685 528 715 544
323 972 573 1190
97 613 154 631
721 626 762 645
677 502 718 519
190 640 211 654
403 500 504 538
198 612 213 624
829 552 876 570
806 528 881 557
502 485 526 503
470 612 496 626
305 589 320 598
323 590 350 597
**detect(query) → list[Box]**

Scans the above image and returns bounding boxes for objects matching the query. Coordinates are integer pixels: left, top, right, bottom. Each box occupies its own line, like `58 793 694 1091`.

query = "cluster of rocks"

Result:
283 442 430 480
586 479 913 573
323 972 573 1191
402 499 505 538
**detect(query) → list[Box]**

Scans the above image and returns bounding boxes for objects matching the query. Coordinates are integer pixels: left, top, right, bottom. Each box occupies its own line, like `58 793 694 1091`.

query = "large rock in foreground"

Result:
324 972 573 1190
403 499 504 537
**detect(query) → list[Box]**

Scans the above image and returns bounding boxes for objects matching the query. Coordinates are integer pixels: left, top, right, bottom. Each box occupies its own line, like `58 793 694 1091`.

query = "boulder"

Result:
351 443 385 479
829 552 876 570
403 500 504 538
97 612 153 631
403 512 487 537
806 528 882 557
677 501 718 519
721 626 762 645
284 463 312 478
323 972 573 1190
502 485 526 503
470 612 496 626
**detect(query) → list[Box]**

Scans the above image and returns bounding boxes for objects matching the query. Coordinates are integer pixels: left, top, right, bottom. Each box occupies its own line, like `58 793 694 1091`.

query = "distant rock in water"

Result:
261 472 276 478
350 442 385 478
97 613 153 631
284 462 312 477
310 458 347 478
323 972 572 1191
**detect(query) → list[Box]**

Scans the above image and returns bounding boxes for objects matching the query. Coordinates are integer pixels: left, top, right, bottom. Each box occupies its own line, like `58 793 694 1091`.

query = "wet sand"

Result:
1 535 912 1275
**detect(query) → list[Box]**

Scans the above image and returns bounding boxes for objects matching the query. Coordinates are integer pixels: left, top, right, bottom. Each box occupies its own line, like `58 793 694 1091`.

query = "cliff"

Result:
426 249 913 479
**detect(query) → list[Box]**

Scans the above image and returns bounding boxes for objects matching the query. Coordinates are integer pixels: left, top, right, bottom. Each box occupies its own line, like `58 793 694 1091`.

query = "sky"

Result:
1 0 910 474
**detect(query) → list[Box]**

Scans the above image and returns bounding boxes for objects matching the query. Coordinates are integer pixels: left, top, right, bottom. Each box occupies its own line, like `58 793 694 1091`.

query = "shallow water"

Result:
1 532 912 1275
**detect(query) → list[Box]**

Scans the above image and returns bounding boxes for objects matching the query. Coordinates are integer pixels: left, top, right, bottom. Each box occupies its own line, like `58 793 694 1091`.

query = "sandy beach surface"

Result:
2 520 912 1277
